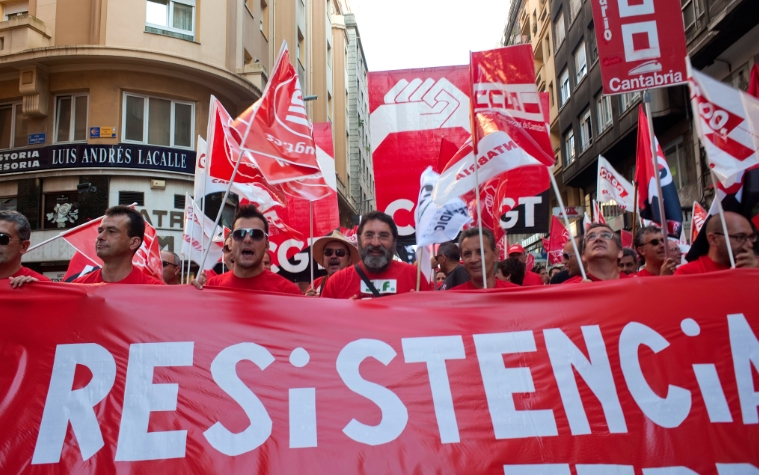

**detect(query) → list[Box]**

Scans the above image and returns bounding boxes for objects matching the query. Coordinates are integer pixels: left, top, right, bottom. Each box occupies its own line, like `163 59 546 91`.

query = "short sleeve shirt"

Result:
441 265 471 290
206 269 302 295
72 267 165 285
450 279 520 290
11 267 51 281
321 261 431 299
674 255 730 275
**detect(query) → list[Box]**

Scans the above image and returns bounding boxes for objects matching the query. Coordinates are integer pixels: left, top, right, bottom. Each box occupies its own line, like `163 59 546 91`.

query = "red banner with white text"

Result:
2 272 759 473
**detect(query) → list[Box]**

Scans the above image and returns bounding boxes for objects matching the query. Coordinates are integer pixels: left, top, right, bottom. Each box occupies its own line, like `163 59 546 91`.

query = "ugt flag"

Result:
597 155 634 211
415 167 470 247
635 105 684 237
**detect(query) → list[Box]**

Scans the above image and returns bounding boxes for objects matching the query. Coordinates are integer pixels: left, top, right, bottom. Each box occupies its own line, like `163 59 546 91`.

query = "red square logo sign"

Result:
591 0 688 95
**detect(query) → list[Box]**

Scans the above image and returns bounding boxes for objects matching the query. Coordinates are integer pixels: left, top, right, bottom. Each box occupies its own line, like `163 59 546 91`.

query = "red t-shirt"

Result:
674 255 730 276
206 269 302 295
562 272 632 283
635 268 657 277
10 266 51 281
72 267 165 285
306 276 327 295
522 271 545 286
451 279 520 290
321 261 431 299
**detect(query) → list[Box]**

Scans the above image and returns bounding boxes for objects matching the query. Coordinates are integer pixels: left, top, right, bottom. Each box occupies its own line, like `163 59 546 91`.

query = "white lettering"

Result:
727 313 759 424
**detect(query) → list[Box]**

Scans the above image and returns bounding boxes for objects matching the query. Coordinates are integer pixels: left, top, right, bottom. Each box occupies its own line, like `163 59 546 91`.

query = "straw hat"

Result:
312 230 360 265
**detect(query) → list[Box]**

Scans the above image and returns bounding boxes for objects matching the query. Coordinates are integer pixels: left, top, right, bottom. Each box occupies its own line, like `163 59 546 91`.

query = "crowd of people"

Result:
1 204 757 297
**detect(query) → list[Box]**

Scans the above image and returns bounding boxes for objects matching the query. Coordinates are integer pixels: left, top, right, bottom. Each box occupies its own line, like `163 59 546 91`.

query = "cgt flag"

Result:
415 166 471 247
597 155 634 211
635 105 683 237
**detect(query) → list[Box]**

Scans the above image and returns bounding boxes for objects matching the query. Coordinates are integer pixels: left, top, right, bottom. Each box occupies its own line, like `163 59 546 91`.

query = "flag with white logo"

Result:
597 155 634 211
63 251 100 282
181 194 226 271
691 201 708 244
415 167 471 247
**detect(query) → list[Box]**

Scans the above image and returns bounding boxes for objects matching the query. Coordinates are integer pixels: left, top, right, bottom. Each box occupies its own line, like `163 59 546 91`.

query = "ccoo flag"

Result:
597 155 634 211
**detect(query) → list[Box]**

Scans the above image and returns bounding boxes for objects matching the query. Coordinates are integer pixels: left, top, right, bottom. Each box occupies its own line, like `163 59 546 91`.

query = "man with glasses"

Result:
1 210 51 288
564 223 631 283
633 225 677 277
434 241 470 290
675 211 759 275
73 206 164 285
161 250 182 285
322 211 431 298
197 204 301 294
305 230 359 296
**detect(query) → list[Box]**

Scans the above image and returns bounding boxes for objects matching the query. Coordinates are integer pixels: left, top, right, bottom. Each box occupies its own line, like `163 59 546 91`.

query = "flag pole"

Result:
631 182 638 240
549 172 587 280
710 171 736 268
309 200 315 288
644 90 669 260
469 51 488 289
416 247 422 291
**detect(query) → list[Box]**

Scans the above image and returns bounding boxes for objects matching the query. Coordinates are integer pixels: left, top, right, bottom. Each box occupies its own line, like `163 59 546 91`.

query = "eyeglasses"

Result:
323 248 347 257
362 231 392 242
585 231 615 242
0 233 15 246
231 228 268 242
162 260 178 268
563 252 574 261
640 238 664 247
712 232 758 245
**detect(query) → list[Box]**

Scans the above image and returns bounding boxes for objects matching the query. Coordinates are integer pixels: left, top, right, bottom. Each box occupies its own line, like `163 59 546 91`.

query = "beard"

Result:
360 243 393 273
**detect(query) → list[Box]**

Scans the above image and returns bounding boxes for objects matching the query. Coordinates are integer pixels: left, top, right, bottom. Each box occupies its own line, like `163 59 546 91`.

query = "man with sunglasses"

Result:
549 237 582 284
1 210 51 288
633 225 677 277
306 230 359 296
675 211 759 275
161 251 182 285
200 204 301 294
73 206 164 285
434 241 470 290
563 223 631 283
322 211 431 298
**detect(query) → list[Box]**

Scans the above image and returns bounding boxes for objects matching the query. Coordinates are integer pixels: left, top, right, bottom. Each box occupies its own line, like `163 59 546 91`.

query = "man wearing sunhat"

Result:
305 230 360 296
507 244 544 286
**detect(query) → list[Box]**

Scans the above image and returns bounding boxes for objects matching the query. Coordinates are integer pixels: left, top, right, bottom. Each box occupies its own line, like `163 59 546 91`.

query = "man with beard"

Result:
196 204 301 294
321 211 431 298
451 227 518 290
633 225 676 277
305 230 359 296
563 223 632 283
675 211 758 274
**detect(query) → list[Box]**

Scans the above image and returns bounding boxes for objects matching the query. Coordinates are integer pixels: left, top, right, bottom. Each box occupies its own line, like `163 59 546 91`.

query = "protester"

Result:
507 244 543 286
619 248 638 275
322 211 431 298
161 250 181 285
72 206 164 285
675 211 759 274
532 264 548 284
435 241 470 290
195 204 301 294
668 239 684 266
451 228 518 290
223 236 234 270
263 250 272 271
549 237 582 284
306 230 359 296
435 270 446 289
0 210 51 288
548 266 562 280
634 225 676 277
497 257 526 285
563 223 631 283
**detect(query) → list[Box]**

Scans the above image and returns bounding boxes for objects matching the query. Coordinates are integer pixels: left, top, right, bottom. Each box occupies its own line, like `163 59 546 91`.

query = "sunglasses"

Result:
563 252 574 260
161 260 178 267
641 238 664 247
324 248 347 257
0 233 14 246
231 228 267 242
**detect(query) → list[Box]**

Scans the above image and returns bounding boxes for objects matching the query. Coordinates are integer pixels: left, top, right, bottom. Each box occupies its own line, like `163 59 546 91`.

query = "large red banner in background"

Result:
2 271 759 473
369 66 471 239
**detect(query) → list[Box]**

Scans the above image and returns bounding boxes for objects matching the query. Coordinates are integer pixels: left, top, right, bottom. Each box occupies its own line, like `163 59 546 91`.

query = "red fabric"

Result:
546 215 569 265
563 272 632 283
321 261 431 299
450 279 519 290
674 254 730 275
10 266 51 281
72 266 165 285
306 276 326 295
206 269 302 295
748 64 759 99
635 268 657 277
2 272 758 473
63 251 99 281
522 270 544 286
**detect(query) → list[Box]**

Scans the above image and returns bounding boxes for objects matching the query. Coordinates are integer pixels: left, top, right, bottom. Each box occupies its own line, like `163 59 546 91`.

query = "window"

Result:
724 62 750 92
297 28 305 66
619 91 640 113
569 0 581 22
260 0 269 38
559 68 571 107
544 35 551 58
579 108 592 151
55 95 88 143
681 0 702 30
0 103 27 150
664 139 695 192
563 128 575 165
3 1 28 20
146 0 195 39
548 82 555 107
174 194 185 209
574 40 587 83
0 196 16 211
587 26 598 64
554 11 565 49
119 191 145 206
122 93 194 149
43 192 80 230
596 93 612 133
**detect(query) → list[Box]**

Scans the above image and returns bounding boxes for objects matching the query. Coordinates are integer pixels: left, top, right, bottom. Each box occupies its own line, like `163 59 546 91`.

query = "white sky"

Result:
348 0 512 71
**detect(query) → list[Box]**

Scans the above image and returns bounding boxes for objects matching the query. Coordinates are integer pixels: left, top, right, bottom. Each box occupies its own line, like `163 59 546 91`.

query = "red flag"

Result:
750 64 759 99
230 42 322 186
592 200 607 224
340 226 359 246
691 201 708 244
621 229 633 249
62 251 100 282
546 215 569 265
492 165 550 233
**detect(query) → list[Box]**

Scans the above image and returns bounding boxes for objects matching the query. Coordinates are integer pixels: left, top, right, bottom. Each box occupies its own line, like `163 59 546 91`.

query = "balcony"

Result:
0 14 51 56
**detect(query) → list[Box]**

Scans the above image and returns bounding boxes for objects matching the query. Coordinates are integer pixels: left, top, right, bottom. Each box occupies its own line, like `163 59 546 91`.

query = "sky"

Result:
348 0 512 71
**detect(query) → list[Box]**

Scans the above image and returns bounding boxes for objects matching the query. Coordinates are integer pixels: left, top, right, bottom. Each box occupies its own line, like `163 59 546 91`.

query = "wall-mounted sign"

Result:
90 127 117 139
28 133 46 145
0 143 195 176
552 206 584 219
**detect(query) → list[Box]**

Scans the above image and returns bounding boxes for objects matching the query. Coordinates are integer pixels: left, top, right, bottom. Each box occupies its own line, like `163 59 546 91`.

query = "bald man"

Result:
161 250 181 285
675 211 758 275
